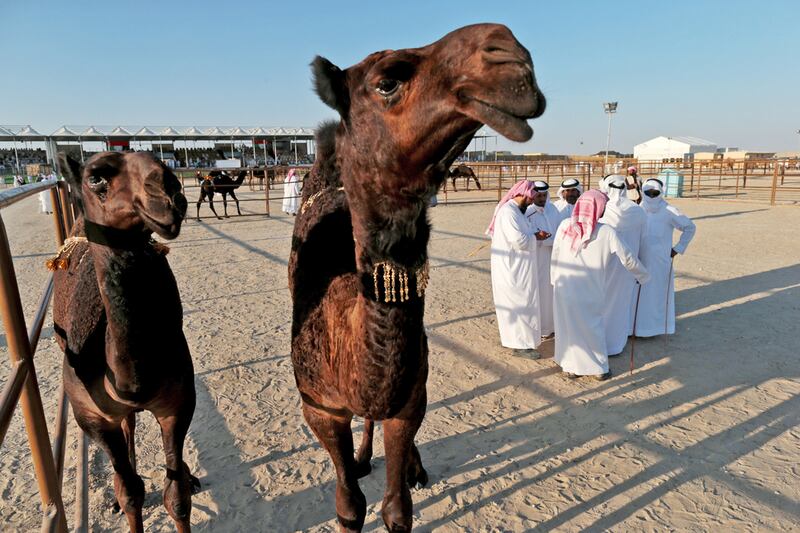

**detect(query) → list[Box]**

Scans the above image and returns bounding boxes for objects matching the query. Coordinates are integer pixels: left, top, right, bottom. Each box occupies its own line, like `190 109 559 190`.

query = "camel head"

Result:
60 152 187 240
312 23 544 194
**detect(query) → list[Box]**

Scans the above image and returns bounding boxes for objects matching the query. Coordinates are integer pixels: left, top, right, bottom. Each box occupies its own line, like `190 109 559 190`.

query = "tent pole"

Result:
294 136 298 164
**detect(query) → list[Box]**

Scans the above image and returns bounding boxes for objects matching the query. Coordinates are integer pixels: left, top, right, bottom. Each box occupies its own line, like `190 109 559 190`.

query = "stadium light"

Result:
603 101 618 171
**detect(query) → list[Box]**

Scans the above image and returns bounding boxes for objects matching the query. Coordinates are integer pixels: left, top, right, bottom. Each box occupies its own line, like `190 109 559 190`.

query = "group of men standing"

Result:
488 168 696 380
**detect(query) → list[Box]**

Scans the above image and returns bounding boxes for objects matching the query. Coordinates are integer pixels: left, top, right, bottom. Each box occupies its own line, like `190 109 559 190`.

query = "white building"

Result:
634 136 717 162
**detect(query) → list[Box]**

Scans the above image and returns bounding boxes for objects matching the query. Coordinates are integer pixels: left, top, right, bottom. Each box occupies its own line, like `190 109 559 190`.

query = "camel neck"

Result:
88 238 183 397
340 168 432 269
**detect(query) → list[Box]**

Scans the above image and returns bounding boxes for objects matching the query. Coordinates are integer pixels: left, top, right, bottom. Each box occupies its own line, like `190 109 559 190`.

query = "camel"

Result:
445 163 481 192
289 23 544 531
195 169 247 219
53 152 199 533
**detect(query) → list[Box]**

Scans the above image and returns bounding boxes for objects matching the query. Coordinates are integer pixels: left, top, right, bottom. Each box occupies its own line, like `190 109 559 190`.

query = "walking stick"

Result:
630 283 642 375
664 256 674 348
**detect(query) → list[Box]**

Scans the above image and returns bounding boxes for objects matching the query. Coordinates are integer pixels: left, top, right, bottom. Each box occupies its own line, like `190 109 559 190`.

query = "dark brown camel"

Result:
195 169 247 219
289 23 544 532
445 163 481 192
53 152 199 533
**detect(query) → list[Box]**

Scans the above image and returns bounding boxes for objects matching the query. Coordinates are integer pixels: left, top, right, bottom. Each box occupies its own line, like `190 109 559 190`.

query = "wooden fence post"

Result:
696 164 701 200
498 165 503 201
264 170 271 217
743 161 748 188
770 162 779 205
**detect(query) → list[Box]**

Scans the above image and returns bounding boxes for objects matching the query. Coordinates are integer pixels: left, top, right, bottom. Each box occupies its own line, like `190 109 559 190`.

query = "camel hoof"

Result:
337 514 365 532
183 462 201 494
354 459 372 479
190 474 201 494
408 467 428 489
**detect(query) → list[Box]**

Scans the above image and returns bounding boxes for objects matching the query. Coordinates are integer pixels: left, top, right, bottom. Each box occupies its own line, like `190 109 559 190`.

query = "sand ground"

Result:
1 192 798 532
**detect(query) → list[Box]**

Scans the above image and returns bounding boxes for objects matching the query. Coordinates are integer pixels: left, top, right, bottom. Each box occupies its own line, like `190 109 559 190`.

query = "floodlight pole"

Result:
603 101 618 172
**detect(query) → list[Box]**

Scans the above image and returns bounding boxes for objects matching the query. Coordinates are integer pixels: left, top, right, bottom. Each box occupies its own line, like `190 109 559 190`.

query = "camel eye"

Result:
87 175 107 190
376 79 400 97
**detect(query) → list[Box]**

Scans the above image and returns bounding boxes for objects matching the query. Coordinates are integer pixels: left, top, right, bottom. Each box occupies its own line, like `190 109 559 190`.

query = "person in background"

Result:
553 178 582 223
633 178 696 338
282 168 302 215
525 180 559 338
598 175 647 357
551 190 650 381
626 166 643 204
487 180 549 359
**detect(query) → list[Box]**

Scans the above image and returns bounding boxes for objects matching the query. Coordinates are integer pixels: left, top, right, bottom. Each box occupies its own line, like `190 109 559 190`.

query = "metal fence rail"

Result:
0 180 86 532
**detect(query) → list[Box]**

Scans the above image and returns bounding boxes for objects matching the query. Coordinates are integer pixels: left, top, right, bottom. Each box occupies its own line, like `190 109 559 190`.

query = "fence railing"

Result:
0 180 86 532
436 159 800 206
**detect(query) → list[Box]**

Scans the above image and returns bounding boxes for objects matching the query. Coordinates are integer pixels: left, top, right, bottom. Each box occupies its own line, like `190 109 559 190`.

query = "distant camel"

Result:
195 169 247 219
290 23 544 531
446 164 481 192
54 152 199 532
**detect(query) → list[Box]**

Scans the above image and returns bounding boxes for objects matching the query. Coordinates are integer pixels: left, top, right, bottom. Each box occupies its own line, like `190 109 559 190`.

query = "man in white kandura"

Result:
525 180 559 338
599 175 647 356
553 178 582 225
551 190 650 380
282 168 302 215
488 180 550 359
634 178 696 337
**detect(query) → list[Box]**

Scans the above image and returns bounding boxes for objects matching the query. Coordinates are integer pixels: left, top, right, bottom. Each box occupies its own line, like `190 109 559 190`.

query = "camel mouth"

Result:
460 96 540 142
137 206 184 240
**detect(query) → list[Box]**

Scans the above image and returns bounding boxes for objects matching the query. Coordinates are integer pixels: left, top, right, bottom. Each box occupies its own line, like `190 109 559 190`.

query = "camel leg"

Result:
474 177 482 190
302 403 365 532
451 176 458 192
207 196 222 220
121 412 137 471
195 191 205 220
81 419 144 533
229 190 242 215
221 193 229 218
156 408 199 533
354 418 374 478
381 407 425 532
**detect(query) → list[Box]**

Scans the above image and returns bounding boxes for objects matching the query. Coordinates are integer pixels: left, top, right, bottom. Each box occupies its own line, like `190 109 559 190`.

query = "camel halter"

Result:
368 261 430 303
46 220 170 271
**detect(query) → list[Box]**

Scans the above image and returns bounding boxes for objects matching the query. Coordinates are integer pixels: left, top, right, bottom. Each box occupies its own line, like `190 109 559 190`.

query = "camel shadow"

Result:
180 245 798 530
354 265 800 530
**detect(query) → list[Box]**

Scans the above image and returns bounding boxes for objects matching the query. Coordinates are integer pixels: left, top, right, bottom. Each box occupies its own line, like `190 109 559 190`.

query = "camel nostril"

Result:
482 42 529 66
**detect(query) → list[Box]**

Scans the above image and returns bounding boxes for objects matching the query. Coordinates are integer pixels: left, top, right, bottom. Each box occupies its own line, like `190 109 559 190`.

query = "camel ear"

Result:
59 154 86 215
312 56 349 117
59 153 82 187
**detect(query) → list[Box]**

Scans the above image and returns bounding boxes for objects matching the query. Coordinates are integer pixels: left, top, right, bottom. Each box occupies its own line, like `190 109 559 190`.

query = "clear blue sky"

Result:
2 0 798 154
